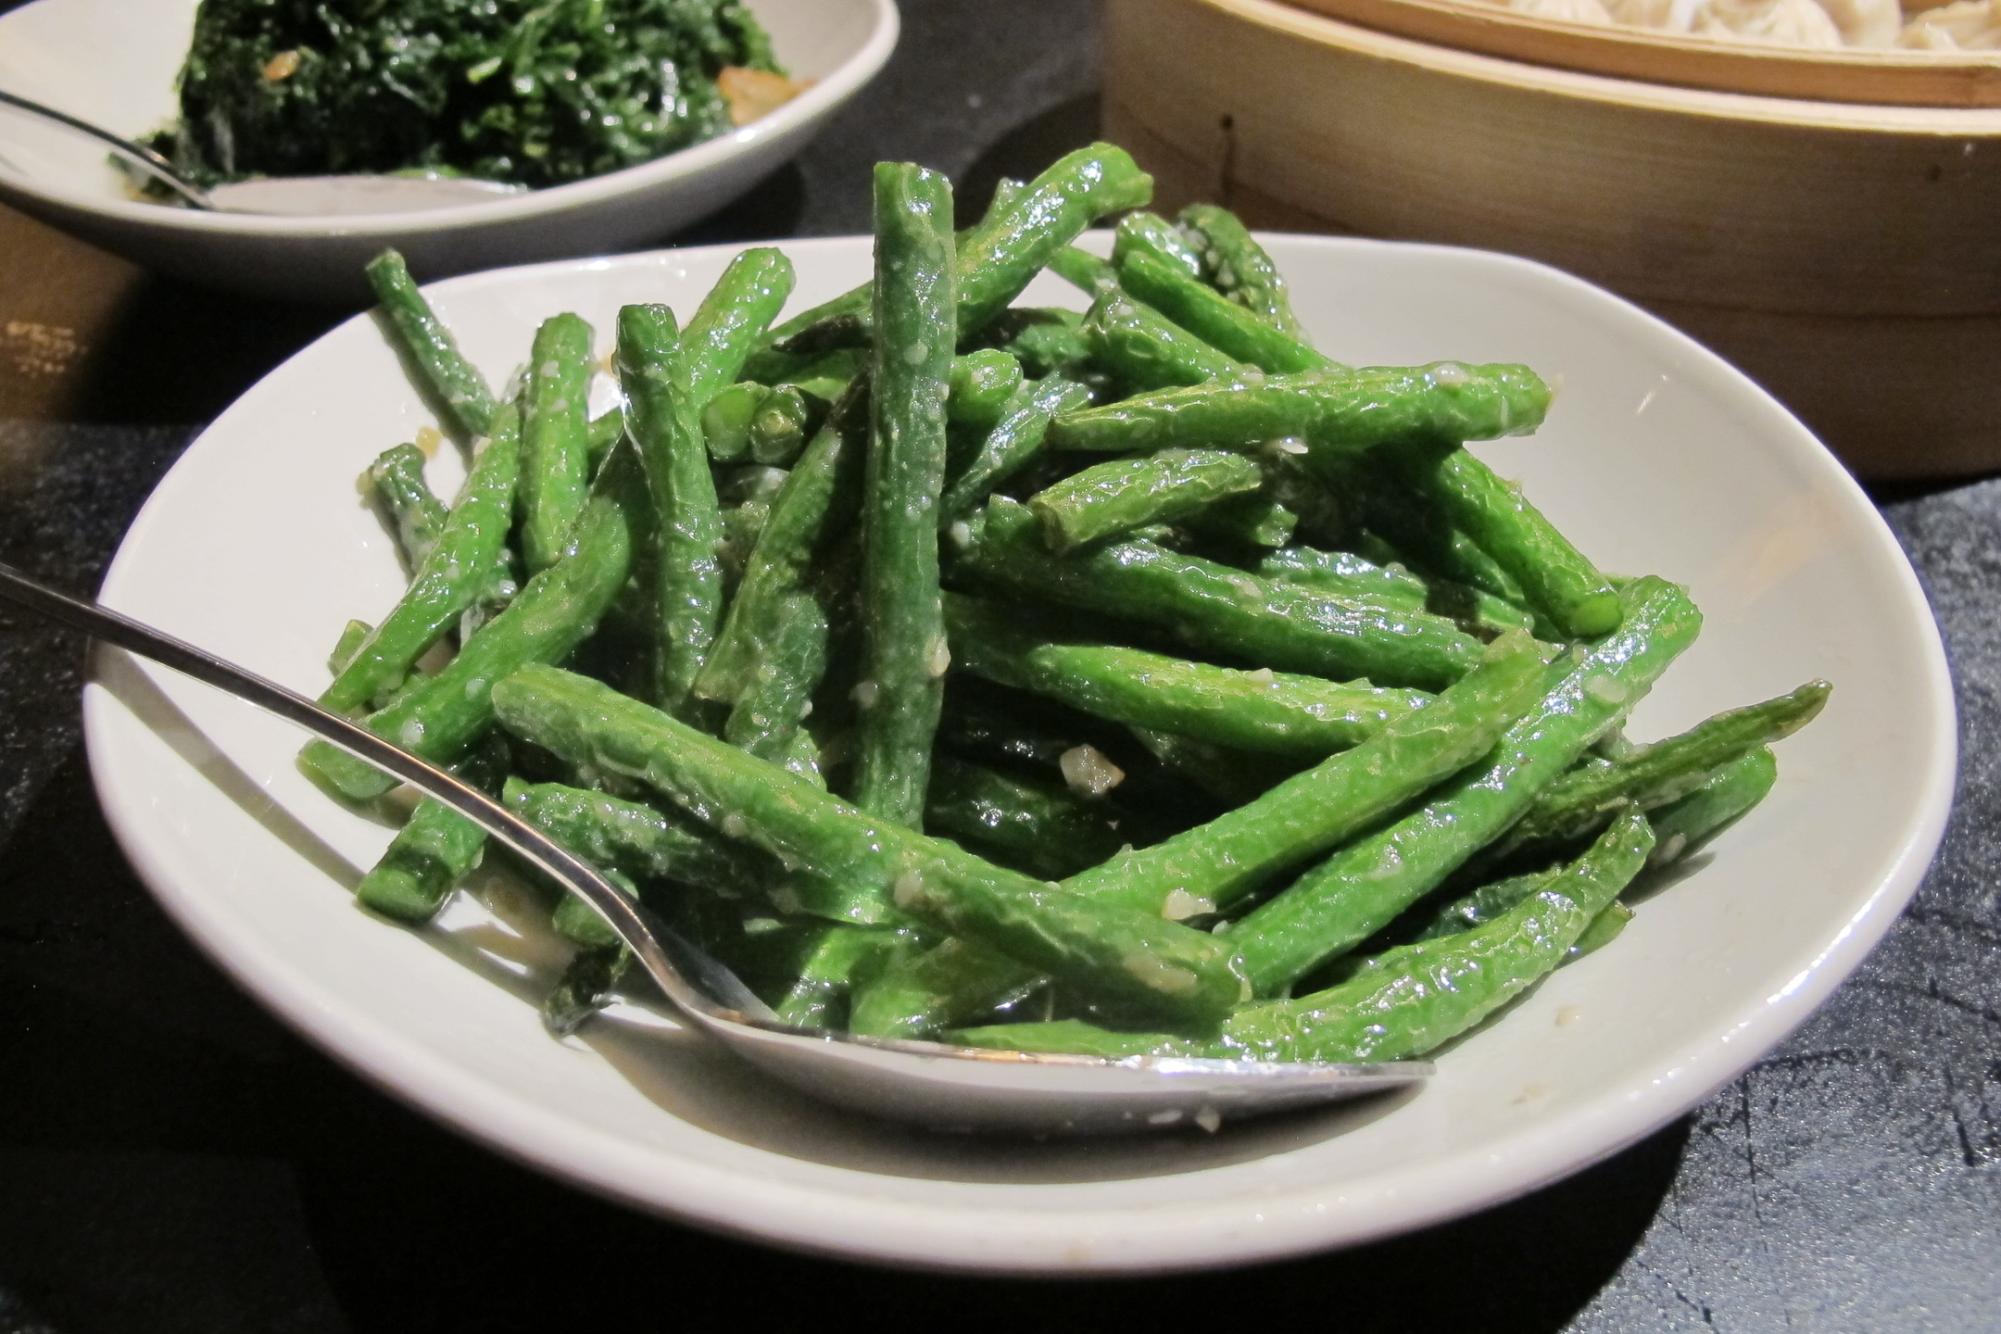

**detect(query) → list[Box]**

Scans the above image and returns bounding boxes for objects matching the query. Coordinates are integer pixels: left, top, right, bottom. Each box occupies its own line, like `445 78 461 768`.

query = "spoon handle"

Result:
0 87 213 209
0 559 730 1021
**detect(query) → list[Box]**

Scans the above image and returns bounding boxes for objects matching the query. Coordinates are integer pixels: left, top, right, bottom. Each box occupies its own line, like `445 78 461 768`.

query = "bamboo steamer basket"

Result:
1101 0 2001 478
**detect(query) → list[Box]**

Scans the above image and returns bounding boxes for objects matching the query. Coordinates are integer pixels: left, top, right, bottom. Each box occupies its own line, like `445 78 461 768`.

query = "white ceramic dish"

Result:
82 236 1954 1273
0 0 897 300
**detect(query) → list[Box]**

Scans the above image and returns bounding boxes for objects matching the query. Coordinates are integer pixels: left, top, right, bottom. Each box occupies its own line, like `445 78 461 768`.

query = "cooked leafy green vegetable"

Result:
149 0 784 189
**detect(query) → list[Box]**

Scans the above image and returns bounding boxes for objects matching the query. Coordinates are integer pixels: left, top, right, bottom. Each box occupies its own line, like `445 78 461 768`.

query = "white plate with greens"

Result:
81 235 1953 1272
0 0 896 299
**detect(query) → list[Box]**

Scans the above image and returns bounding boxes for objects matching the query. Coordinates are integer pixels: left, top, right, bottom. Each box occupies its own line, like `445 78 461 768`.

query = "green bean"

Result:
1258 450 1349 547
490 665 1247 1028
321 406 521 715
366 443 449 568
747 384 816 466
944 593 1431 757
1113 211 1207 281
702 381 769 463
924 754 1131 880
718 507 771 593
299 449 643 802
1180 493 1298 550
517 313 595 574
977 307 1093 380
365 249 496 439
946 348 1024 430
859 633 1545 1037
1176 203 1307 339
681 246 795 405
1047 363 1552 456
951 143 1152 330
1405 867 1560 944
1343 467 1533 607
779 143 1154 352
1048 245 1117 293
1028 448 1263 553
587 407 623 462
1569 901 1633 958
1401 865 1628 963
353 795 489 923
543 944 629 1036
955 499 1486 691
692 379 869 706
506 776 886 932
1068 631 1544 917
1084 287 1248 392
852 162 956 828
617 303 724 714
724 353 993 462
743 288 872 385
1260 544 1537 638
1646 747 1779 868
503 777 771 900
328 618 372 675
939 376 1094 522
547 861 667 950
1227 576 1701 994
352 741 507 922
1116 248 1331 375
779 348 867 403
1052 296 1347 555
1039 288 1345 551
1230 807 1653 1056
748 184 1023 390
723 589 828 784
1497 681 1828 860
952 806 1655 1061
1390 439 1620 639
773 925 907 1029
356 440 520 652
848 936 1049 1039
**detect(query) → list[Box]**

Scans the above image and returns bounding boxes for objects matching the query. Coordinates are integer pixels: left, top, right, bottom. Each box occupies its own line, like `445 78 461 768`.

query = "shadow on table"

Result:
56 277 337 426
283 1098 1687 1331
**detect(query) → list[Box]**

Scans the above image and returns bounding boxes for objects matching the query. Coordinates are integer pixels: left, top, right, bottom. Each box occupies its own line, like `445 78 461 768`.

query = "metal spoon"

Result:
0 561 1431 1134
0 88 522 215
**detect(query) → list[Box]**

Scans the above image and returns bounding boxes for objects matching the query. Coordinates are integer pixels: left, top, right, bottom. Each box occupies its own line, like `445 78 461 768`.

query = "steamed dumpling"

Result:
1695 0 1845 44
1505 0 1617 21
1898 0 2001 48
1811 0 1902 44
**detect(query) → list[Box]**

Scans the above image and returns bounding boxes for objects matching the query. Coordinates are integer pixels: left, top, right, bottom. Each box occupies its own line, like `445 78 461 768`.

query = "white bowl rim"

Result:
80 232 1958 1274
0 0 900 236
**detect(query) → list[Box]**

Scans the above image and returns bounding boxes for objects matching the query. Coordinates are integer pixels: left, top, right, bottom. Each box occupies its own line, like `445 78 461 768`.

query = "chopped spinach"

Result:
148 0 784 189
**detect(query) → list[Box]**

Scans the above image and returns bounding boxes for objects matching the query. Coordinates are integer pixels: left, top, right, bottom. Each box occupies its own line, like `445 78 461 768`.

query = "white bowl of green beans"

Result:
81 144 1953 1269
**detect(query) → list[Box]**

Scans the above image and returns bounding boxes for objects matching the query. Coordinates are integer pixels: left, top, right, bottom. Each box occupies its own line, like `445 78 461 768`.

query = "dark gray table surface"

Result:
2 3 1995 1330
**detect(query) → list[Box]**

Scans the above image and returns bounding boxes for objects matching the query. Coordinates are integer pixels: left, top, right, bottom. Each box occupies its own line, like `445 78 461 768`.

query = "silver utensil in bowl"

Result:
0 561 1430 1133
0 88 521 215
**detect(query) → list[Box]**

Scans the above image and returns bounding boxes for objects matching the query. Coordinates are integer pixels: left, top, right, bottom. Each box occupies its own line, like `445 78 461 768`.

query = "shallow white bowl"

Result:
0 0 897 299
82 236 1954 1273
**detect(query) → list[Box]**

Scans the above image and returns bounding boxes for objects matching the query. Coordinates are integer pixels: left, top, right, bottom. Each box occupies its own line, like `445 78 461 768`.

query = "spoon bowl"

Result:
0 560 1429 1135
